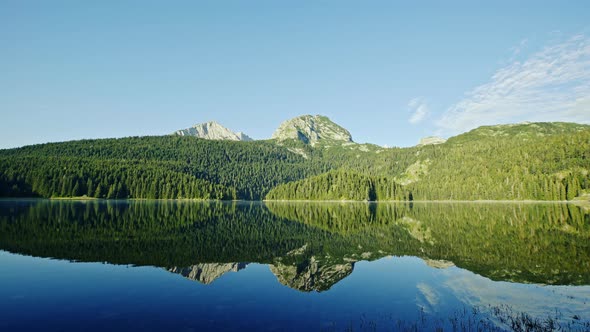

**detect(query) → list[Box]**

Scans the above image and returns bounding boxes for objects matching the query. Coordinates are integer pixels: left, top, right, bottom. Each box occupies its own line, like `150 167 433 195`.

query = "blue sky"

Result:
1 1 589 148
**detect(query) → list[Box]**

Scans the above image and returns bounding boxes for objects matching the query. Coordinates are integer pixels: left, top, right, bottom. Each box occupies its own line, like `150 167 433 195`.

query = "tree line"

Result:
265 169 410 201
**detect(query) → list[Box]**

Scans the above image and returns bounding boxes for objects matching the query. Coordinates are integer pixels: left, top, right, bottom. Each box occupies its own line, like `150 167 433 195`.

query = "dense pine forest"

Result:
0 137 332 200
0 121 589 201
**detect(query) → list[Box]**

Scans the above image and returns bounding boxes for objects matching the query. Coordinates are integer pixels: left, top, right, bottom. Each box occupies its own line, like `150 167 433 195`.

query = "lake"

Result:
0 200 589 331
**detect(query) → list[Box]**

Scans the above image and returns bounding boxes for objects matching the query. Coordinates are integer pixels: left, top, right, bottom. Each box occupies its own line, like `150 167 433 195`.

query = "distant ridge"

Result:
174 121 253 141
447 121 590 144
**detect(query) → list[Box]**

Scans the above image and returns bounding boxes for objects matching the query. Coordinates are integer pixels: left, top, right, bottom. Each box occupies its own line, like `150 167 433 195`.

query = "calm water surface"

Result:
0 200 589 331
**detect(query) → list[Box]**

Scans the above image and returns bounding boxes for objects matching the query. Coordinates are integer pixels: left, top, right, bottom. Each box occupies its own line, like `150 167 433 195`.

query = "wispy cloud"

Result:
438 34 590 134
408 98 430 124
442 268 590 321
509 38 528 60
416 282 440 313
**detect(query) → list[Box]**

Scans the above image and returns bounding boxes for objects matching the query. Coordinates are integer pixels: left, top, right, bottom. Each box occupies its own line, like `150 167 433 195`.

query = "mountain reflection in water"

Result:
1 200 588 289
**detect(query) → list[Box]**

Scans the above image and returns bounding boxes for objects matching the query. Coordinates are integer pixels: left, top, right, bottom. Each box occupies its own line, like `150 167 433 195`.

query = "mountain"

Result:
175 121 253 141
266 122 590 201
271 115 353 145
0 118 589 202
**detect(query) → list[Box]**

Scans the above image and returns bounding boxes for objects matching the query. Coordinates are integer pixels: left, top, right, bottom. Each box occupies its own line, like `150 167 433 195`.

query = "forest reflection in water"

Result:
1 199 588 288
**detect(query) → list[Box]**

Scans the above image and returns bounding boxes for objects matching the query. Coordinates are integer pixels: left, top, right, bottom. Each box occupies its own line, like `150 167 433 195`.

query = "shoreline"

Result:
263 199 574 204
0 197 583 204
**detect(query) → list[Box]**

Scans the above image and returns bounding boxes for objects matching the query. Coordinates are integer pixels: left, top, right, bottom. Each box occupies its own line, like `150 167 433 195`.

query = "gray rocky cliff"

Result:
174 121 253 141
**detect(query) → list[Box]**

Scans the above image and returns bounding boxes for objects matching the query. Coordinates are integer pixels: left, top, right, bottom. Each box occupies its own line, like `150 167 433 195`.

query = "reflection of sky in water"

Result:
0 251 588 331
439 265 590 321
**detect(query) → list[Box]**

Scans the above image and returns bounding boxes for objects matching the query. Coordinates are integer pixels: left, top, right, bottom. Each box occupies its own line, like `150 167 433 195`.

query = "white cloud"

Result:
438 34 590 134
408 97 430 124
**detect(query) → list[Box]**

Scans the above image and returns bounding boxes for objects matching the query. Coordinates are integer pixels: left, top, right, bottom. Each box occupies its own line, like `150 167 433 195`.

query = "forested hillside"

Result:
407 123 590 200
0 136 332 200
268 122 590 201
0 121 589 201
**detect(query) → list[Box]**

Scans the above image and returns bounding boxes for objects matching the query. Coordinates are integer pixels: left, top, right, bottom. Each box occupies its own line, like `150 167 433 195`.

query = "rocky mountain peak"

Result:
174 121 253 141
271 115 353 145
418 136 447 146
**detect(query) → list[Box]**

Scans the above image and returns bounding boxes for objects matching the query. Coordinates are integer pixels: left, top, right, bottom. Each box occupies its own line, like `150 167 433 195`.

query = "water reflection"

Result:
169 263 249 284
267 201 590 285
0 199 589 291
